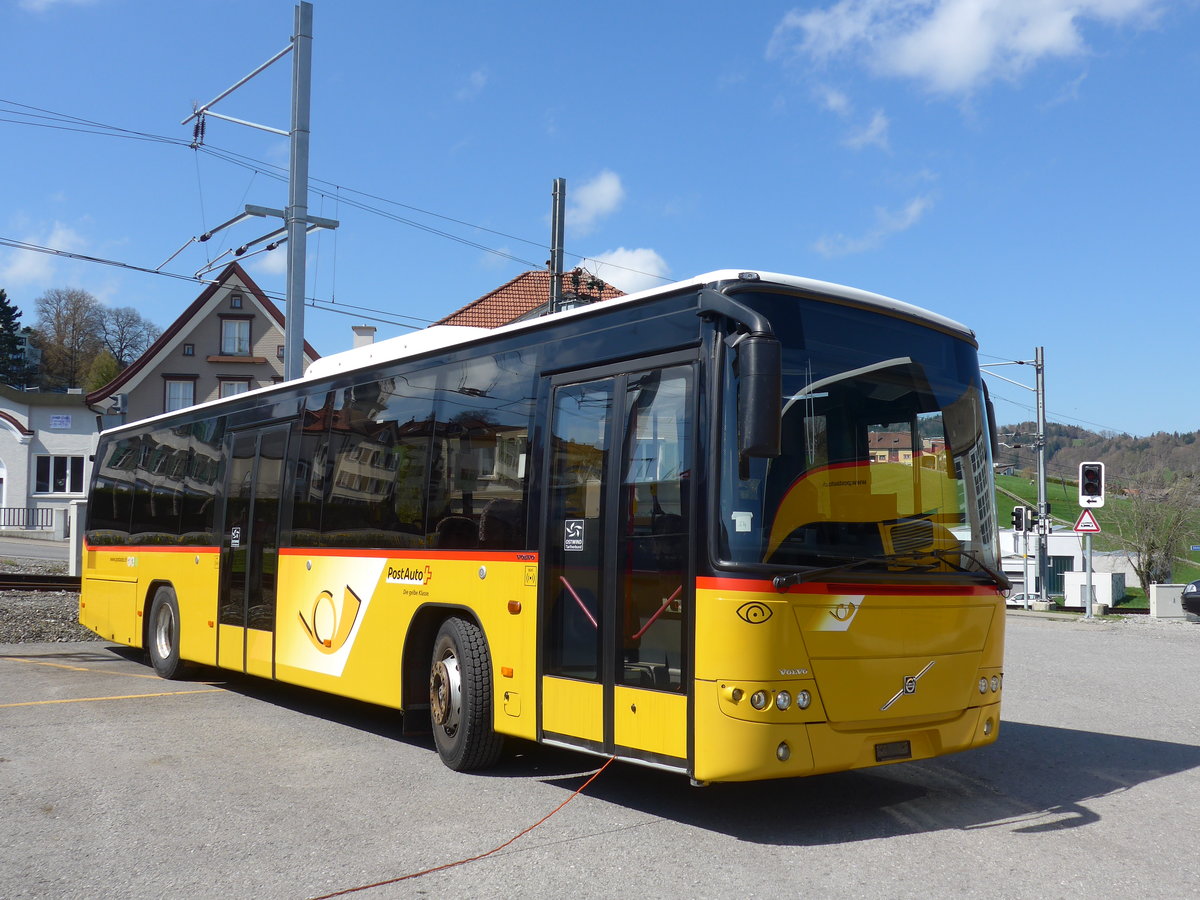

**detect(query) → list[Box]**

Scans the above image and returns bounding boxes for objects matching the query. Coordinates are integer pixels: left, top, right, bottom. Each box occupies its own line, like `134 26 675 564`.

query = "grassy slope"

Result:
994 474 1200 604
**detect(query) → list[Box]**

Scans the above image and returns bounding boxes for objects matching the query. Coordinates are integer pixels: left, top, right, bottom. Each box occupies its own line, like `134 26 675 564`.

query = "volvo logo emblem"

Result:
881 661 935 711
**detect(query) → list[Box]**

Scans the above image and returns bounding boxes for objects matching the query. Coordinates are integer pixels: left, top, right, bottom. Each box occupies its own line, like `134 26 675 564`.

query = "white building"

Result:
0 384 94 534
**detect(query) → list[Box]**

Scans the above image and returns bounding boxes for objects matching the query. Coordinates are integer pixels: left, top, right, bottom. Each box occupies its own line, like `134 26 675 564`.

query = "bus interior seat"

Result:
479 499 523 550
435 515 477 549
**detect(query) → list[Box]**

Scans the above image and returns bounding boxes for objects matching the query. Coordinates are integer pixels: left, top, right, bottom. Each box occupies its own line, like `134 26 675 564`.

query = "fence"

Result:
0 507 55 529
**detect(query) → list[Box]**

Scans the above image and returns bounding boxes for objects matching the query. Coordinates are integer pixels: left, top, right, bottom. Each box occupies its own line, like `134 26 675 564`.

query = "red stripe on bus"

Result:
278 547 538 563
696 575 997 596
83 543 219 554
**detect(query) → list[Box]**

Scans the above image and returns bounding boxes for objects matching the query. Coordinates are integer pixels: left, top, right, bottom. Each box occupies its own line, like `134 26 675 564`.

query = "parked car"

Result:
1006 592 1036 607
1182 580 1200 616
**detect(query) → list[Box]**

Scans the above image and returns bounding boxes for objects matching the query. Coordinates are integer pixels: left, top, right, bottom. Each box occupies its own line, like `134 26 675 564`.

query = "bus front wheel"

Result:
429 616 503 771
147 586 187 680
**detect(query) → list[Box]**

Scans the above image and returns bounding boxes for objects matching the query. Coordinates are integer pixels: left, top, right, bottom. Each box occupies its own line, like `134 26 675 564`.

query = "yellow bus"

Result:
81 270 1006 783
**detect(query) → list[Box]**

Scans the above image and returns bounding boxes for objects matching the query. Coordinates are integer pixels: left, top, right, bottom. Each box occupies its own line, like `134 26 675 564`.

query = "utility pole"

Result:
1034 346 1049 604
180 1 334 382
548 178 566 316
283 1 313 381
982 346 1049 603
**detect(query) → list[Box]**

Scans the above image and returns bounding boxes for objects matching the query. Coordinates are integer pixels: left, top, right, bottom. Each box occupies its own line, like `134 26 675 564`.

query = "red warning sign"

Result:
1073 509 1102 534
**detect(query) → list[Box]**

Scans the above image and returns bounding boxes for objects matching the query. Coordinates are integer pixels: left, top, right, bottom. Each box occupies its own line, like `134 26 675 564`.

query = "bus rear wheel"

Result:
147 586 188 680
429 616 503 771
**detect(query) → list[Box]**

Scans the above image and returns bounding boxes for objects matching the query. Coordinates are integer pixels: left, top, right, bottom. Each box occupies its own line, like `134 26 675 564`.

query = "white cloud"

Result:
456 69 488 101
0 222 86 287
815 84 853 115
567 170 625 235
812 194 933 257
769 0 1161 95
252 246 288 277
845 109 891 150
584 248 670 294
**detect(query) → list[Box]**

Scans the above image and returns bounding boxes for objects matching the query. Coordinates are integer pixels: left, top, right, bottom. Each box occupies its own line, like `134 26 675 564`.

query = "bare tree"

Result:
34 288 104 389
100 305 161 368
1114 470 1200 594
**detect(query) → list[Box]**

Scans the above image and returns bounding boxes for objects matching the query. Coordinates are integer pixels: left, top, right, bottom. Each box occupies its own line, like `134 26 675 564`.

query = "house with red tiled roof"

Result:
436 268 623 328
85 262 319 424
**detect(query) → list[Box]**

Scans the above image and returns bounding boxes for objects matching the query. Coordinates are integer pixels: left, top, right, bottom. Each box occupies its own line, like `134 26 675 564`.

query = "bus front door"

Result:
217 423 290 678
540 363 693 770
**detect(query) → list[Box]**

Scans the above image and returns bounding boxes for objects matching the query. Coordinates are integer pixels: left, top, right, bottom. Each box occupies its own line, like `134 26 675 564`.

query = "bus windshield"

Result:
718 291 999 582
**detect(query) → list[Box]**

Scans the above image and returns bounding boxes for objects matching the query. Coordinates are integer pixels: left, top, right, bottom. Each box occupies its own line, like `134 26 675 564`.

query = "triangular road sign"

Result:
1074 509 1102 534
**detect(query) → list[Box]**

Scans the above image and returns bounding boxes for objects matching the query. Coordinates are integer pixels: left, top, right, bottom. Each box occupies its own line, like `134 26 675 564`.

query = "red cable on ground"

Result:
309 756 615 899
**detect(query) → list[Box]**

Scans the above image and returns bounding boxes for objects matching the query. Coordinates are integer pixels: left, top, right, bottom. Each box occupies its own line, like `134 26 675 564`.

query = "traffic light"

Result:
1079 462 1105 508
1011 507 1025 531
1024 506 1036 531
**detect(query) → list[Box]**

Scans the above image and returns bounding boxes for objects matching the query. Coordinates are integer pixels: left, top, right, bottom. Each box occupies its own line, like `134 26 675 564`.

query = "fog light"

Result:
978 677 988 695
983 717 995 736
775 690 792 711
750 690 770 710
730 687 744 703
990 675 1000 693
796 690 811 710
776 741 791 761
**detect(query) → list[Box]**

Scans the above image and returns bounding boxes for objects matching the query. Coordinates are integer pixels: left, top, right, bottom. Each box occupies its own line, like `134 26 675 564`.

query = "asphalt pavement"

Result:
1 615 1198 899
0 535 69 563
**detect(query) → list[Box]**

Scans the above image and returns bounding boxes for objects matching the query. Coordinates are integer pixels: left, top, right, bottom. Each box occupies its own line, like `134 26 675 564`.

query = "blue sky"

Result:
1 0 1197 437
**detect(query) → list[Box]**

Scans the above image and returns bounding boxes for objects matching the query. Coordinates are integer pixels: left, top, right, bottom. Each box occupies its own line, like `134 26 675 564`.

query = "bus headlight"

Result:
978 677 988 695
775 690 792 711
750 690 770 710
990 675 1001 693
796 690 811 710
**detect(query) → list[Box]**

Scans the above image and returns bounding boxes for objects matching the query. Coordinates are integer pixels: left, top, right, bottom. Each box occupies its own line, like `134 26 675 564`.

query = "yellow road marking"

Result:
0 656 221 685
0 656 163 680
0 689 223 709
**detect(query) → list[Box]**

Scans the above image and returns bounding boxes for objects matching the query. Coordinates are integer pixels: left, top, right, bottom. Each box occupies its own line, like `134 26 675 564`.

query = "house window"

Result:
230 292 244 309
219 379 251 399
277 344 285 360
35 455 85 494
183 343 195 357
221 319 251 355
165 379 195 412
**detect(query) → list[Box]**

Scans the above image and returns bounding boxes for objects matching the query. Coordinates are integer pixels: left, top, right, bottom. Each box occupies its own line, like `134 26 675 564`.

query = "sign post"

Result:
1073 508 1102 618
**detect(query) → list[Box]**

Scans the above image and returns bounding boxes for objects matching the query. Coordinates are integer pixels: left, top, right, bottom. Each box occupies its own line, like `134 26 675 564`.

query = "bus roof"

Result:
104 270 973 434
303 269 974 381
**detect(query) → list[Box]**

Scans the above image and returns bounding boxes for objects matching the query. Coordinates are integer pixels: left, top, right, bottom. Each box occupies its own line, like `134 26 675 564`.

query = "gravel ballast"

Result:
0 557 100 644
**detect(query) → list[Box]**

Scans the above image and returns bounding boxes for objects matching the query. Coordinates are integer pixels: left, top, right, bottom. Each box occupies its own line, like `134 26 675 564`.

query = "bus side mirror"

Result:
983 381 999 462
737 334 781 461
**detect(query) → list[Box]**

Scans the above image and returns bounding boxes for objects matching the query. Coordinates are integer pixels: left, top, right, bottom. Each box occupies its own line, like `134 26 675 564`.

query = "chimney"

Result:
352 325 376 348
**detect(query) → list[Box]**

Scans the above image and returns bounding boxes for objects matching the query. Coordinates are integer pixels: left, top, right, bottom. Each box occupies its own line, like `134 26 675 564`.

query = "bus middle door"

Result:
540 361 693 770
217 423 291 678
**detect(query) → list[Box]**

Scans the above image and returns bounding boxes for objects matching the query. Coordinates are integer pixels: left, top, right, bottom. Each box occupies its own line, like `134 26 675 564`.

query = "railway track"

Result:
0 573 81 592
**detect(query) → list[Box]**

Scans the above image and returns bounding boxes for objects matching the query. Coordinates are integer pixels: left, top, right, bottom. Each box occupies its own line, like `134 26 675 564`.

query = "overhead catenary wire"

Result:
0 97 674 287
0 236 434 330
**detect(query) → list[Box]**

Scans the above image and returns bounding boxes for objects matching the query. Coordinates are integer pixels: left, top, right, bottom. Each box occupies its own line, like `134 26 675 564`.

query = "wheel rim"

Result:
429 649 462 737
153 602 175 661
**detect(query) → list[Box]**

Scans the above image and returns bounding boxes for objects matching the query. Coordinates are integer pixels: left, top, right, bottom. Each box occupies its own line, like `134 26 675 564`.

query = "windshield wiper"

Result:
772 547 1010 592
771 554 923 591
924 546 1011 591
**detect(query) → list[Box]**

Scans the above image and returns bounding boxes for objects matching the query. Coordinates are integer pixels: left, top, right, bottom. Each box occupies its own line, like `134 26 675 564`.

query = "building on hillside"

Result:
436 268 623 328
0 384 93 532
86 262 319 424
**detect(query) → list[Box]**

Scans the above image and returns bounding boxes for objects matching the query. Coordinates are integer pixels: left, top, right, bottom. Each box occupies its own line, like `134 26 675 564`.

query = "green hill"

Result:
993 473 1200 597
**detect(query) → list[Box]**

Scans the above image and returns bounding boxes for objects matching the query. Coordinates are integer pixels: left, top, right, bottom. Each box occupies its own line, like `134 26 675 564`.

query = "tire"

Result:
147 586 188 680
429 616 503 771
